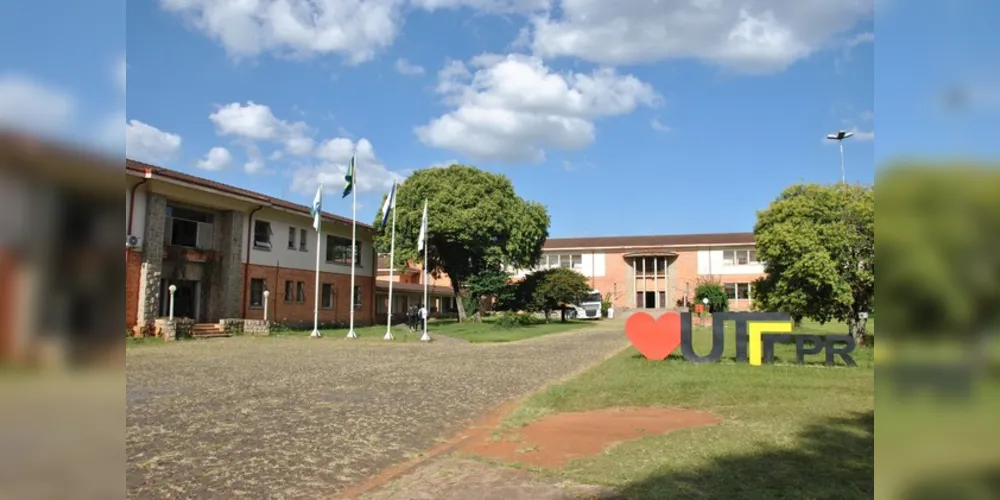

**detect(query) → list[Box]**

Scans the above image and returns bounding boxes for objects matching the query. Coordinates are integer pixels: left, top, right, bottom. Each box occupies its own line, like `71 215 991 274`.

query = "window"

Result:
722 249 759 266
165 205 214 248
254 220 272 249
296 281 306 303
299 229 308 251
376 294 388 314
288 227 296 249
249 278 266 308
326 235 361 266
539 253 583 269
322 283 334 309
284 280 294 302
637 257 667 275
725 283 752 300
353 286 362 310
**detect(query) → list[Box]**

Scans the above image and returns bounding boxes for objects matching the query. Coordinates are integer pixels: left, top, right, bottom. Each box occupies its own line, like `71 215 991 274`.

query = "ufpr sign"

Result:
625 312 857 367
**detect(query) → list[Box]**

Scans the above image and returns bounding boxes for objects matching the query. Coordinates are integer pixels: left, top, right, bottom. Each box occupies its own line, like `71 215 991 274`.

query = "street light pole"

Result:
826 130 854 184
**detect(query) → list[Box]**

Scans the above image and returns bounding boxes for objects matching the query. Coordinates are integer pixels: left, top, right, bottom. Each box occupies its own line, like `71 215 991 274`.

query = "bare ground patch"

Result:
125 329 627 498
457 407 721 468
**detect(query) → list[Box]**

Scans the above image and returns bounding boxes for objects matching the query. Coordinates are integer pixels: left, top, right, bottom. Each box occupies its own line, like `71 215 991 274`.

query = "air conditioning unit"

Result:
126 234 142 248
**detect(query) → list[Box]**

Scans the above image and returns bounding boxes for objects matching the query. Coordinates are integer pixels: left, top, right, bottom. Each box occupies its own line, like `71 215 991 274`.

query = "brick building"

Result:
514 233 766 311
126 160 456 331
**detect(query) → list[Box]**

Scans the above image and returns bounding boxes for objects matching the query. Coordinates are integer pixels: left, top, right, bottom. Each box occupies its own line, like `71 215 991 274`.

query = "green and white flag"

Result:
343 154 356 198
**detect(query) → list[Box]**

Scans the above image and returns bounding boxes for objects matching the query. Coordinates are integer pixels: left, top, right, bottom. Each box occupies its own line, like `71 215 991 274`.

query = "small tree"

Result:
694 278 729 313
464 265 513 321
518 268 591 322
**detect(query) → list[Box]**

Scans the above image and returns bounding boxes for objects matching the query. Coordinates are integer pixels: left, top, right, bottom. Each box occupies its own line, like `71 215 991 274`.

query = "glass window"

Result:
249 279 265 307
722 250 735 266
299 229 308 251
284 280 293 302
353 286 362 310
296 281 306 303
738 283 751 300
288 227 296 249
254 220 272 249
322 283 334 309
724 283 737 300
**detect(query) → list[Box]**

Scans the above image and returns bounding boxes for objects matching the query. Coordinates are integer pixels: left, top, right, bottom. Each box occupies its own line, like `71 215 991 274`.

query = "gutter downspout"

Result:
242 205 265 319
127 169 152 237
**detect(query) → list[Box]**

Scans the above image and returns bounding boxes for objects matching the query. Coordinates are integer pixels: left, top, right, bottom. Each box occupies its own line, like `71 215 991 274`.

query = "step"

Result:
191 332 231 339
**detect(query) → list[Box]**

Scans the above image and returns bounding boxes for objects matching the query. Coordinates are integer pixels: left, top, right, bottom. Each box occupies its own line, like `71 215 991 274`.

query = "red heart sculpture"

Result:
625 312 682 361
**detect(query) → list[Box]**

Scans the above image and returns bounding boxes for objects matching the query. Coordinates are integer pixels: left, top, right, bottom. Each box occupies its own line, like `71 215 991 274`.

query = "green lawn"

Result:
274 317 593 343
500 318 875 499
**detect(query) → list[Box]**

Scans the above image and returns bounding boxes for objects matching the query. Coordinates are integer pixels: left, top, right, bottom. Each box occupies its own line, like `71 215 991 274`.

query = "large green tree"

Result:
751 183 874 345
372 164 549 321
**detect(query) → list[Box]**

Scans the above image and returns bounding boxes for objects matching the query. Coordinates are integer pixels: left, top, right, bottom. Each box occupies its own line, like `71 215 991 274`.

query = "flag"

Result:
343 154 356 198
380 181 396 227
310 184 323 231
417 199 428 252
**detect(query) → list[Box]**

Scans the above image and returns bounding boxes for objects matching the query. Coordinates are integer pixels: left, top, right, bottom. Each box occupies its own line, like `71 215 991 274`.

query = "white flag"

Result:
311 184 323 231
417 199 428 252
380 181 396 227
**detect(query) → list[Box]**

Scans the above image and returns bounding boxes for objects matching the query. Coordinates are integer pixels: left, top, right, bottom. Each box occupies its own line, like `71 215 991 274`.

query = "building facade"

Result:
126 160 380 330
515 233 766 311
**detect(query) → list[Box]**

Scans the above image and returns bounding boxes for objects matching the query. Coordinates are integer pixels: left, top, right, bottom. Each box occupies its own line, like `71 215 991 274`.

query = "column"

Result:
653 257 659 309
136 194 166 326
216 210 245 319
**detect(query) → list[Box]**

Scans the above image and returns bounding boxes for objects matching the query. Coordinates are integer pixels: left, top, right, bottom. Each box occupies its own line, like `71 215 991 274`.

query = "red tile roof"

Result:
543 232 755 250
376 280 452 295
125 158 373 230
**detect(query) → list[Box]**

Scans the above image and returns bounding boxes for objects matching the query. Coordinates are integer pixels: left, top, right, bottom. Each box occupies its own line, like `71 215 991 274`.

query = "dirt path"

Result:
125 325 628 498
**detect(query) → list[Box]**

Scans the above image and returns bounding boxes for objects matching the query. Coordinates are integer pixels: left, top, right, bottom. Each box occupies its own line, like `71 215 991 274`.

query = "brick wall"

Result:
125 249 142 328
244 264 376 327
0 250 15 360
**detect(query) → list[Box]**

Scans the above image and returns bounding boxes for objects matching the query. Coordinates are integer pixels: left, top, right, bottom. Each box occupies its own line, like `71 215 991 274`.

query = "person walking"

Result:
407 305 417 332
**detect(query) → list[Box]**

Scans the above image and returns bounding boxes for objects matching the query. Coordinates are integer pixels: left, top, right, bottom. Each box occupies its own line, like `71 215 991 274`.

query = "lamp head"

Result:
702 297 710 304
168 284 177 293
263 290 270 298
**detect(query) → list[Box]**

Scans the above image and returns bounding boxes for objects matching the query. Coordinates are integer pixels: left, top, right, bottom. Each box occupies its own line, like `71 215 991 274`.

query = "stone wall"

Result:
136 194 166 325
219 318 270 336
154 317 194 341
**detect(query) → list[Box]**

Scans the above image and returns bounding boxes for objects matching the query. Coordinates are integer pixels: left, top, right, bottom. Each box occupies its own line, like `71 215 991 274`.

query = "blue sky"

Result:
1 1 995 237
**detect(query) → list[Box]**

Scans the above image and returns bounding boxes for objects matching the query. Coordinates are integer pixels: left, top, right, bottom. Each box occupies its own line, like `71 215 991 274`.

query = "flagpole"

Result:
346 159 358 339
310 186 323 338
384 183 397 341
420 200 430 342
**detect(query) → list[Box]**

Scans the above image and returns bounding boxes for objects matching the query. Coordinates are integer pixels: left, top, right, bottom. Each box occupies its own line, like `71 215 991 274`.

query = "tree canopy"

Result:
750 183 874 344
505 268 591 322
372 164 550 320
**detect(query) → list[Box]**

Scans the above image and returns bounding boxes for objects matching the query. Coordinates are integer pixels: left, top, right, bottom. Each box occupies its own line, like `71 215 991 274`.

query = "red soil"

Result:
457 407 721 468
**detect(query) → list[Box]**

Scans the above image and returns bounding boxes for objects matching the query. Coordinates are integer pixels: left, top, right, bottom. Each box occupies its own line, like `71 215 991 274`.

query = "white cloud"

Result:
411 0 550 13
415 53 659 163
209 101 314 156
650 118 671 133
126 120 183 164
244 142 267 174
0 75 75 135
847 127 874 142
291 137 403 196
530 0 875 73
394 58 425 75
196 146 233 170
159 0 404 64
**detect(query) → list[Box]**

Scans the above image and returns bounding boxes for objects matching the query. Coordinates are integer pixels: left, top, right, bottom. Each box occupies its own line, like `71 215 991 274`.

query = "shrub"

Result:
494 311 537 329
694 282 729 313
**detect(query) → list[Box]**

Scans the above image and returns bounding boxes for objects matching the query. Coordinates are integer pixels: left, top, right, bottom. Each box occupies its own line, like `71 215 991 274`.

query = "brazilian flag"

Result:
343 154 355 198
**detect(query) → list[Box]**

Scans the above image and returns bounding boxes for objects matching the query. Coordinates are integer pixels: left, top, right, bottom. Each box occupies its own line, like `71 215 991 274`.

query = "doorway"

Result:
161 279 199 320
643 292 656 309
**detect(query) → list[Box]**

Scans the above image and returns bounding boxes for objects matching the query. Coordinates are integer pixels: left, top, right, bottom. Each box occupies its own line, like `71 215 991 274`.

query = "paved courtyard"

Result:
126 327 628 498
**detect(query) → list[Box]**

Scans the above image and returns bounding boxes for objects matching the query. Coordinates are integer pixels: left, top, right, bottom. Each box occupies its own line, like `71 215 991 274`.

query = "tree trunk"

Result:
792 315 803 329
560 308 566 323
849 316 868 347
452 282 467 322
